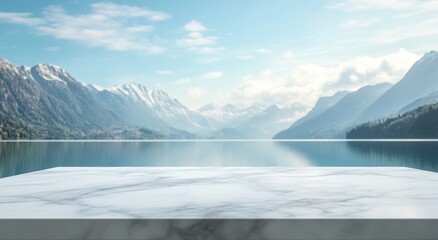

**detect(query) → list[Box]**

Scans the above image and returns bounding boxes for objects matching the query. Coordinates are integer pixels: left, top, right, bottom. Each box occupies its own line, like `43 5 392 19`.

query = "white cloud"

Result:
203 71 223 80
341 18 381 28
328 0 438 45
283 50 294 60
148 46 165 53
324 49 420 89
396 1 438 17
183 20 207 32
177 36 217 47
176 78 191 85
187 87 203 97
0 3 169 53
0 12 43 25
177 20 221 55
126 25 154 33
371 17 438 43
177 20 216 47
231 49 421 106
156 70 172 75
91 2 169 21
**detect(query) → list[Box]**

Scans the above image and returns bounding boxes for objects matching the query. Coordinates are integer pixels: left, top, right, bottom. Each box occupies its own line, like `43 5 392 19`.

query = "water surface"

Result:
1 141 438 178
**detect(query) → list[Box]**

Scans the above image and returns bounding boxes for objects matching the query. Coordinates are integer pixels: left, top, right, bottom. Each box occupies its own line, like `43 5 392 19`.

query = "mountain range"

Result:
199 103 309 138
0 59 119 138
1 50 437 139
90 83 215 137
0 57 307 139
275 50 438 139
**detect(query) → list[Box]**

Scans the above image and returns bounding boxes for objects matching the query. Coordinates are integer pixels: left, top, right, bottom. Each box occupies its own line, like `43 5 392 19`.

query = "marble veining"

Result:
1 167 438 218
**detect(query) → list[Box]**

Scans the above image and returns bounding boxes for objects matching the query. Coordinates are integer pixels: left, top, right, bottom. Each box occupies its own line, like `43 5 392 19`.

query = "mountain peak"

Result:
110 83 147 96
31 64 73 83
265 104 281 111
0 58 17 70
223 104 241 111
0 58 11 64
0 58 14 70
34 64 68 75
122 82 157 94
152 88 169 95
108 83 179 107
425 50 438 57
198 103 220 112
415 50 438 66
125 82 144 88
357 50 438 124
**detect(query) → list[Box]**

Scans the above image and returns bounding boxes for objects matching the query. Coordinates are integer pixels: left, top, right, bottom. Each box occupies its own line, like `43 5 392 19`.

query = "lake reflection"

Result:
1 141 438 178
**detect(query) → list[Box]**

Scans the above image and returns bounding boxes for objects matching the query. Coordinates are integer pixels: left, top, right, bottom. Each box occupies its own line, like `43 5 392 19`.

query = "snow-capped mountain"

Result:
199 103 265 123
30 63 117 128
199 103 309 138
0 58 217 138
93 83 215 136
0 58 117 138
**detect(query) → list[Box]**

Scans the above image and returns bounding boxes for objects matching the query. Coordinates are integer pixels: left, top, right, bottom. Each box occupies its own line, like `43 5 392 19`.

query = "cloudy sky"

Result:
0 0 437 109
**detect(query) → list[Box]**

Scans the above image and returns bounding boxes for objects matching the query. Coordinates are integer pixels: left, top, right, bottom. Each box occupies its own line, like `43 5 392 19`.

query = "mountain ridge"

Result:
357 50 438 124
200 102 309 138
274 50 438 139
1 57 306 139
274 83 392 138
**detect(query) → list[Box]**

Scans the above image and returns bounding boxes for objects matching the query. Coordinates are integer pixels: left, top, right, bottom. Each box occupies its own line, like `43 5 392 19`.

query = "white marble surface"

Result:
0 167 438 218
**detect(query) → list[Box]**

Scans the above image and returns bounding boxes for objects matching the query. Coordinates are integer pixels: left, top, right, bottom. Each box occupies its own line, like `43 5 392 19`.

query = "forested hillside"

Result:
347 103 438 138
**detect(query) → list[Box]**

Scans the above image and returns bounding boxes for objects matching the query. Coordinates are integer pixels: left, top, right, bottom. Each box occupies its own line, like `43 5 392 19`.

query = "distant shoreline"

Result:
1 139 438 142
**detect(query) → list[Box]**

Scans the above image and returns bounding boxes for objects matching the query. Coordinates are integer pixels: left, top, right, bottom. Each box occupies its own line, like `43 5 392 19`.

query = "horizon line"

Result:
1 139 438 142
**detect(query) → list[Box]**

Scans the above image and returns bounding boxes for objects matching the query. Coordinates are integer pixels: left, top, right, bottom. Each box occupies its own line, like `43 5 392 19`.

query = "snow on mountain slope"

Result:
31 64 70 84
0 58 119 134
199 103 309 138
5 56 314 139
242 103 309 138
97 83 215 135
28 63 117 129
199 103 264 123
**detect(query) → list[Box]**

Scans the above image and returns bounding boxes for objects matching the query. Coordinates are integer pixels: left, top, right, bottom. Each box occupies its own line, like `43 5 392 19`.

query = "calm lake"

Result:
1 141 438 178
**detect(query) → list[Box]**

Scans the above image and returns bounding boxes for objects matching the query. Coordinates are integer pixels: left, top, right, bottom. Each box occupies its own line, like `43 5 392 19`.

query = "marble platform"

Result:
1 167 438 239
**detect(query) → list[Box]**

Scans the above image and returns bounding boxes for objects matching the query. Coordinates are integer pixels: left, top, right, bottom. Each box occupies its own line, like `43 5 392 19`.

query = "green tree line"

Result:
347 103 438 138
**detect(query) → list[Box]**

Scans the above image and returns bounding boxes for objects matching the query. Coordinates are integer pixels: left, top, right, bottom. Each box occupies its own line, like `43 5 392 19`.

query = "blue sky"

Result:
1 0 437 109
